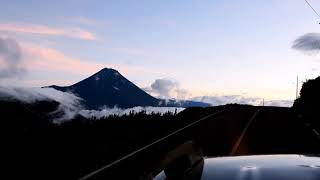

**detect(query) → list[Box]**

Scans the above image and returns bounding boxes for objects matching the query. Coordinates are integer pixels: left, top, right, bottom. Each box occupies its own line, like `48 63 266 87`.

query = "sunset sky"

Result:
1 0 320 103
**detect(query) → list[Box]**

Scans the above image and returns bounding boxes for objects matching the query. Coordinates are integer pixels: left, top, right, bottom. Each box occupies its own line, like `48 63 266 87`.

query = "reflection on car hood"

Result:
201 155 320 180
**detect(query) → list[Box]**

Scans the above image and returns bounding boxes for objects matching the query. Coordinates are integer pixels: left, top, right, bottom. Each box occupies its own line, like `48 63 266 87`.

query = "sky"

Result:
0 0 320 103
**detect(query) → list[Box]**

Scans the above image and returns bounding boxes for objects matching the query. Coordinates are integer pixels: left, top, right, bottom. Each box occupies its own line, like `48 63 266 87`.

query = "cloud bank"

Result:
0 37 25 78
292 33 320 53
192 95 293 107
0 86 185 122
146 79 292 107
0 87 83 122
79 106 185 119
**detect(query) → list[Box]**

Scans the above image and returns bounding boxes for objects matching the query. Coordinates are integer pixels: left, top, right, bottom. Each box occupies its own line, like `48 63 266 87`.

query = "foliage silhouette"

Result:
293 76 320 131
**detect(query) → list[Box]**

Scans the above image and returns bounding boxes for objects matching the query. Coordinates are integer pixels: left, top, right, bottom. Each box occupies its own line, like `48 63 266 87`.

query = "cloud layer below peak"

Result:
192 95 293 107
0 86 83 122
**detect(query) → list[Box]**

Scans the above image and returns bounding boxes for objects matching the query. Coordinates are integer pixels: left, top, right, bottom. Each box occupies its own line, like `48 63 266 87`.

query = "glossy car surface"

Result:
154 155 320 180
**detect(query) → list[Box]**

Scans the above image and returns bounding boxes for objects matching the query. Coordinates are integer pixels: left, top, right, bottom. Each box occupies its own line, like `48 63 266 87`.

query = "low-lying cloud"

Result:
292 33 320 53
0 37 25 78
79 106 185 119
192 95 293 107
146 79 293 107
0 86 186 122
0 86 293 124
0 87 83 122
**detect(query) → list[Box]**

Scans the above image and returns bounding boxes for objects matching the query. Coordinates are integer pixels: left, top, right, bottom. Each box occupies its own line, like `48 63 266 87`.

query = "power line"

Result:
304 0 320 19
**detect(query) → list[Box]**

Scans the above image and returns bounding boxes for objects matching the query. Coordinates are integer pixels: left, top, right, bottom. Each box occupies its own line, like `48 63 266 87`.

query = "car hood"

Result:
201 154 320 180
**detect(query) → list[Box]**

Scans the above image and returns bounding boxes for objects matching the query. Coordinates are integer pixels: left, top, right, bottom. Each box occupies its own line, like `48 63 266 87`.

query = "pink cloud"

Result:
20 43 162 77
23 43 101 74
0 23 97 40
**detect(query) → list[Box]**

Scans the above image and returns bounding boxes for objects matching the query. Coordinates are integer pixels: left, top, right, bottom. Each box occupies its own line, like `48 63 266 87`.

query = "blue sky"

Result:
0 0 320 102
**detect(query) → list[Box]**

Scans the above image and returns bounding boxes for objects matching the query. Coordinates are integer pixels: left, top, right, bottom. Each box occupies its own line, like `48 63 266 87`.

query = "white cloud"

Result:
0 37 25 78
146 78 191 100
0 86 84 122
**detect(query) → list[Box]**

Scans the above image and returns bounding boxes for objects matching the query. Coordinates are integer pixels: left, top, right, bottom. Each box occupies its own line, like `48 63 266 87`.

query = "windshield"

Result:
2 0 320 180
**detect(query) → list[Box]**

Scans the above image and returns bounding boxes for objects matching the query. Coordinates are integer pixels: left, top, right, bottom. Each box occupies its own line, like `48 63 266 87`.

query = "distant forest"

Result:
2 99 219 179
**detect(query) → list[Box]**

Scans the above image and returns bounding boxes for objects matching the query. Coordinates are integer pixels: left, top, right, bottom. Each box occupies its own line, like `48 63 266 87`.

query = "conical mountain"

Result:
49 68 160 109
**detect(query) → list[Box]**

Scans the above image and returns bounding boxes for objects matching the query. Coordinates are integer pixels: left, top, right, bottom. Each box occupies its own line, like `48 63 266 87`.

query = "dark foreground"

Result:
3 103 320 179
89 105 320 180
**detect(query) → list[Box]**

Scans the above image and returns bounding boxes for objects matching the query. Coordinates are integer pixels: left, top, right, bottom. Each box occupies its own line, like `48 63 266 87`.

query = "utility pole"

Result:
296 76 299 99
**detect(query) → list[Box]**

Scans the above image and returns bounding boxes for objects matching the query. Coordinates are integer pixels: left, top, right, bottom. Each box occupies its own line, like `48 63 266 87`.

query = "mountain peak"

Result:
100 67 118 72
95 68 120 76
91 68 123 83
